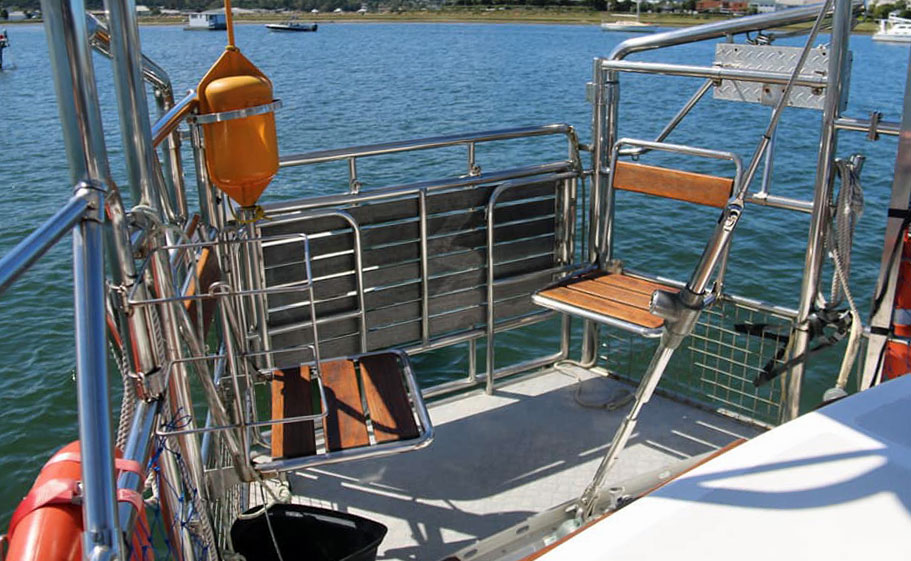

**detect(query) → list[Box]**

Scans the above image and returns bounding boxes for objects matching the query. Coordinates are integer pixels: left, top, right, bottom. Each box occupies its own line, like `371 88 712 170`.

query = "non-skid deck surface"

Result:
285 367 761 560
537 272 678 329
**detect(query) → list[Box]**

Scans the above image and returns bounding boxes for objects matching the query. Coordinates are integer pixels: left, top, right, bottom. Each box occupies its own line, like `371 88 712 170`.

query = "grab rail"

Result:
152 89 197 147
279 124 582 195
606 2 858 61
0 185 94 295
280 124 580 167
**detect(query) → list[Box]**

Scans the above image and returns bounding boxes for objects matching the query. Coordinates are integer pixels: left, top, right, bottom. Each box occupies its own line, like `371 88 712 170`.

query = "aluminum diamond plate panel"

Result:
713 43 849 111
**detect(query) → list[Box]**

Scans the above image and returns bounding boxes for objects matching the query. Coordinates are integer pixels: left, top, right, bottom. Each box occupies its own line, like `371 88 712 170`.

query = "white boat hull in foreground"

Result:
534 376 911 560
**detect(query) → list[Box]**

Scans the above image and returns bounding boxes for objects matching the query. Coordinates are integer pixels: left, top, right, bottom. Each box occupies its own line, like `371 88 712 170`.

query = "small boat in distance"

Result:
600 19 658 32
0 29 9 70
184 11 227 31
873 15 911 42
266 21 318 32
601 1 657 33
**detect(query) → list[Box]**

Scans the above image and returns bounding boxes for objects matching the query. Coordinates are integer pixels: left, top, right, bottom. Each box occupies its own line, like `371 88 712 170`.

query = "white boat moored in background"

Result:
266 21 318 32
873 15 911 42
600 20 658 32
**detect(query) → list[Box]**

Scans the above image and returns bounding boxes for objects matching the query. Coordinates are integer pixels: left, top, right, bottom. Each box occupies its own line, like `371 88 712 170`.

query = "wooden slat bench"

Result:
534 271 680 337
267 351 430 470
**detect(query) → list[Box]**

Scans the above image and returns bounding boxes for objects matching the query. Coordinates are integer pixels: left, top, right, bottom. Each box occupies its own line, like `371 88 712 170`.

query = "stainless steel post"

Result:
582 59 609 365
104 0 215 549
154 87 189 223
115 399 158 542
102 0 167 211
190 123 218 230
785 0 853 420
73 181 124 561
40 0 128 556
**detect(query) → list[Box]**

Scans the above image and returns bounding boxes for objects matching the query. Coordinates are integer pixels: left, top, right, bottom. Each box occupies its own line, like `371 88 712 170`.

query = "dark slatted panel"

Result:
260 177 565 358
359 354 419 443
322 360 369 452
270 365 316 459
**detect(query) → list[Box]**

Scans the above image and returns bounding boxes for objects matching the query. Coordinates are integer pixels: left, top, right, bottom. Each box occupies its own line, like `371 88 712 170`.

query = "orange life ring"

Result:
5 441 152 561
883 227 911 381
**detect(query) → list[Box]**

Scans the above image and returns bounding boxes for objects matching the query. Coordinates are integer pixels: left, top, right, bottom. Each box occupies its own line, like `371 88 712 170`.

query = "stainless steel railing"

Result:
585 0 861 421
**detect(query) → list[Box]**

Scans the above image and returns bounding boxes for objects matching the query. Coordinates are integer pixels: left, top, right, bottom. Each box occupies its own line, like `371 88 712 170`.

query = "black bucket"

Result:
230 504 388 561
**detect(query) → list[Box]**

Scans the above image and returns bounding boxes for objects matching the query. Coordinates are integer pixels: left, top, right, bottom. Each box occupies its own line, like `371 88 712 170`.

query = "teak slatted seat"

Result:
536 271 679 336
534 160 734 337
269 351 429 468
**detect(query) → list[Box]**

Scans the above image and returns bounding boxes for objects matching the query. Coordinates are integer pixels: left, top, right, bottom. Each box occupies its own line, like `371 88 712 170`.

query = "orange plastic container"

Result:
198 48 279 208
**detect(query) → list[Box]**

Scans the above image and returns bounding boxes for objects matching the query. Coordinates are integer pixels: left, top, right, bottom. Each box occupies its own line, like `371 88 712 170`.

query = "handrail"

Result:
600 60 828 88
86 12 173 99
152 89 198 147
607 1 860 61
279 124 577 167
0 184 93 296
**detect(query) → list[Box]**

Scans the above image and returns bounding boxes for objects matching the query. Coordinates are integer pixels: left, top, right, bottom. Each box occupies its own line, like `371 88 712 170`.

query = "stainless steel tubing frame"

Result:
73 181 124 561
114 399 158 544
264 161 574 216
87 12 189 220
600 60 828 89
103 0 172 214
586 0 849 376
618 79 714 158
598 139 743 269
606 3 848 61
785 0 853 420
279 124 579 168
582 57 614 365
40 0 127 556
104 0 215 551
0 189 90 295
485 172 577 394
152 89 198 147
577 137 747 520
834 116 902 137
592 1 844 262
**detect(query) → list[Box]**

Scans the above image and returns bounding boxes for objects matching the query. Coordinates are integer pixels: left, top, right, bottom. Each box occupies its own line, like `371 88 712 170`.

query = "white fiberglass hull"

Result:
600 22 657 32
873 32 911 42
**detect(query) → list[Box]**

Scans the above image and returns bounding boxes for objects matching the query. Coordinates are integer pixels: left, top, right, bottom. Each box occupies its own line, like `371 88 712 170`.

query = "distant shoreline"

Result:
0 10 879 33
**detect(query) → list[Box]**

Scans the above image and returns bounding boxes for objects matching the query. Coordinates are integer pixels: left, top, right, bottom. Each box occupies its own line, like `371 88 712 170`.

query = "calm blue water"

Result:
0 22 908 524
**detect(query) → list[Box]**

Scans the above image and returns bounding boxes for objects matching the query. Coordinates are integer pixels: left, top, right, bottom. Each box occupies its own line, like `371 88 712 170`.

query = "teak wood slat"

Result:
591 273 679 297
543 286 663 329
322 359 370 452
360 354 419 443
613 161 733 209
271 365 316 459
537 272 680 330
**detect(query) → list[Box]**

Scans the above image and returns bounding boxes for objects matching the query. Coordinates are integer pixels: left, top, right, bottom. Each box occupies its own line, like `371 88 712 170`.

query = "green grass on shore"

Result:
1 7 879 32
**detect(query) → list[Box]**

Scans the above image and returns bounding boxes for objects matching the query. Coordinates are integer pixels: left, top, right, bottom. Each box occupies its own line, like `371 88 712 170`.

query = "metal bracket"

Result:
868 111 883 141
75 179 106 224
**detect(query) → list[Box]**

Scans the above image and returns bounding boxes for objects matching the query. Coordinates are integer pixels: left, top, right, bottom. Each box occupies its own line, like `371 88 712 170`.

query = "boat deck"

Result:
283 365 762 560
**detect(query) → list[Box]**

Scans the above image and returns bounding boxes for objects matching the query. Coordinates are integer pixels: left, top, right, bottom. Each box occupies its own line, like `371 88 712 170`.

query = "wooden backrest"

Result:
612 161 734 209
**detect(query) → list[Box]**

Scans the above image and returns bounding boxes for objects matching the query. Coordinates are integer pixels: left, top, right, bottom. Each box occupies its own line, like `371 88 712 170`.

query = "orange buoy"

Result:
883 227 911 381
5 441 151 561
196 22 279 209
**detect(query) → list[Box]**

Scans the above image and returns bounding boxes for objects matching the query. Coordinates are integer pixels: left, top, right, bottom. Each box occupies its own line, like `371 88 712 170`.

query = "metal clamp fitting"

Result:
193 99 282 125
